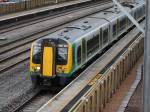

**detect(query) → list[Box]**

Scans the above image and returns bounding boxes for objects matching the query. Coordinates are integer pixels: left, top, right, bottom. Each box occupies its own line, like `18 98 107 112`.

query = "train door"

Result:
102 25 109 48
99 28 103 49
112 20 118 40
76 42 82 66
41 39 56 77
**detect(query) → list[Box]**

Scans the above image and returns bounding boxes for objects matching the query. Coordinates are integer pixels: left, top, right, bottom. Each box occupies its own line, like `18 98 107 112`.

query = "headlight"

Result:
57 67 63 73
36 67 40 70
34 67 40 72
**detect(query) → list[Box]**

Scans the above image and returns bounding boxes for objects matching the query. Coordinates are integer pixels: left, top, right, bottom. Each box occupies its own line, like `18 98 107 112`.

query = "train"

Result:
30 0 145 86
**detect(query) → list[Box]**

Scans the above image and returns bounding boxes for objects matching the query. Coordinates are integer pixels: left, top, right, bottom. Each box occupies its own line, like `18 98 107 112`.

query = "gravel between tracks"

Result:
17 91 55 112
0 61 39 112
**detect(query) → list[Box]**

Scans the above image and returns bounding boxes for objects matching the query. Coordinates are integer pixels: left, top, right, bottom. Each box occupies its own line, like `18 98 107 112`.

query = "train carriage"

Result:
30 1 145 86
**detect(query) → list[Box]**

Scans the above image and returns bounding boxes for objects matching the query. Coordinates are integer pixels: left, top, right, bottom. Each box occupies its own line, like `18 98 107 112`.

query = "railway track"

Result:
0 1 112 74
0 1 97 34
14 91 55 112
15 89 63 112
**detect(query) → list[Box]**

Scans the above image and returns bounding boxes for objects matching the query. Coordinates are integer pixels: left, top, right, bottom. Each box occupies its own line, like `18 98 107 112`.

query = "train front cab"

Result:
30 38 72 86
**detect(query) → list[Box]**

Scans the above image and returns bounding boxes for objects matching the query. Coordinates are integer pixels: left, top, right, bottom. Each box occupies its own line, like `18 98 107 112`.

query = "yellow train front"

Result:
30 37 73 86
30 1 145 86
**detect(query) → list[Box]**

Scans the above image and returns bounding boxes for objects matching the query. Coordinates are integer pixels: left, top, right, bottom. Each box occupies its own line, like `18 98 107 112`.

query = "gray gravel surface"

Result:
18 91 54 112
0 61 39 112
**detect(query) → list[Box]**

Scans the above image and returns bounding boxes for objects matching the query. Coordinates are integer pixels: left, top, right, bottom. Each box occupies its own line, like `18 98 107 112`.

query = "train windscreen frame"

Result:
32 43 41 64
32 39 68 65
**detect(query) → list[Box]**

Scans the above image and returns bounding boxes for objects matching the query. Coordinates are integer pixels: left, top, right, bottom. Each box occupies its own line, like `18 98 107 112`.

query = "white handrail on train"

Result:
112 0 145 35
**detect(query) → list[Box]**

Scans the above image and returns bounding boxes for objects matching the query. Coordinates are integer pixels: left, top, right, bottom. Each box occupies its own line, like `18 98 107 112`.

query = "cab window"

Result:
57 39 68 65
57 47 68 65
32 44 41 64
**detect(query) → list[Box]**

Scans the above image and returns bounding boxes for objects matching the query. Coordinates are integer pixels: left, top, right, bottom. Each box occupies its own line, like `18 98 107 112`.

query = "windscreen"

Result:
32 39 68 65
56 38 68 65
56 47 68 65
32 43 41 64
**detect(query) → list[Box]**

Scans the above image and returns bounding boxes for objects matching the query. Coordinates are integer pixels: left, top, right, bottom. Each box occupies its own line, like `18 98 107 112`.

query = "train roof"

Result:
89 5 131 21
50 18 108 42
35 1 144 44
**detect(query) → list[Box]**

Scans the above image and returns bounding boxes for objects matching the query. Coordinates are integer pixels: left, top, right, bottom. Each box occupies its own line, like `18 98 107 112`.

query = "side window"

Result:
100 29 102 46
103 28 109 45
120 17 126 31
120 19 123 31
94 34 99 49
139 8 142 18
136 9 138 19
138 8 140 18
77 45 81 65
113 23 117 37
128 18 131 26
87 34 99 56
135 10 138 19
123 17 126 29
131 11 135 19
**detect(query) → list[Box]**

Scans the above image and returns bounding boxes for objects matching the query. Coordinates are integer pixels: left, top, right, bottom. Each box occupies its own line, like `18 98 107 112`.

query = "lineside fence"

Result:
69 35 144 112
0 0 75 15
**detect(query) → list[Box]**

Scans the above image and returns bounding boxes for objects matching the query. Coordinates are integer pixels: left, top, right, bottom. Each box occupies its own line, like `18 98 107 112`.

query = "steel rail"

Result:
0 1 105 34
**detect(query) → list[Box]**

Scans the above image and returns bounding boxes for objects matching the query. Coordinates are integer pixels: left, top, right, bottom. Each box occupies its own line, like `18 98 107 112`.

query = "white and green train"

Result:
30 1 145 86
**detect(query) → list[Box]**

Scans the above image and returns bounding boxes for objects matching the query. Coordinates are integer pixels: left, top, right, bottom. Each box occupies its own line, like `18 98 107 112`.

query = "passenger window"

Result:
123 18 126 28
94 35 99 49
87 34 99 56
120 19 123 31
99 29 102 46
103 28 109 44
113 24 117 37
77 46 81 64
120 18 126 31
128 18 131 26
